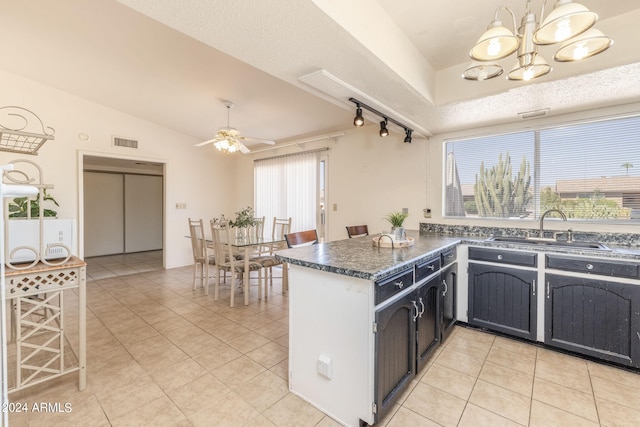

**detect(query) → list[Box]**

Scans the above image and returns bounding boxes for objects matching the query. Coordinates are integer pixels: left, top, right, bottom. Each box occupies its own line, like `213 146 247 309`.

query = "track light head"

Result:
404 129 413 143
349 98 414 144
379 120 389 137
353 106 364 127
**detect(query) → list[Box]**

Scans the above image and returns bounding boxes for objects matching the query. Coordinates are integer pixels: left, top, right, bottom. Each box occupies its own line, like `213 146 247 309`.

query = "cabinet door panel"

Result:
375 291 416 422
468 263 537 340
545 274 640 368
416 276 440 371
441 264 457 343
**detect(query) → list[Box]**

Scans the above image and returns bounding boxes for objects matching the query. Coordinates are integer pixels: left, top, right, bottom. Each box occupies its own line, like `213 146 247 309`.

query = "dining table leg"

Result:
243 247 250 305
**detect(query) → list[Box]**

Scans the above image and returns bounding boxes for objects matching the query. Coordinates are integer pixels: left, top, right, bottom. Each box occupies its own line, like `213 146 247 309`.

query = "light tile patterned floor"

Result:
8 254 640 426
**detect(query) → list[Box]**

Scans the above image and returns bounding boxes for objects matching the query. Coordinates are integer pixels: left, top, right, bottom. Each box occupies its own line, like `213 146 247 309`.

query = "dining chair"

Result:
253 216 266 239
346 224 369 238
188 218 215 293
253 217 292 297
210 221 264 307
285 229 319 248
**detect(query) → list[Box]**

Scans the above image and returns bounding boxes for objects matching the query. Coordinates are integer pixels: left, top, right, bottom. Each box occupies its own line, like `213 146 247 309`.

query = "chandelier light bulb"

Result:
522 68 535 81
555 20 572 42
572 42 589 60
554 28 613 62
487 39 502 57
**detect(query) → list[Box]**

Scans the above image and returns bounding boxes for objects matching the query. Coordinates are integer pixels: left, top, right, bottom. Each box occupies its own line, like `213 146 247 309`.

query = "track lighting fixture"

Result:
379 120 389 137
349 98 414 143
404 129 412 143
353 105 364 127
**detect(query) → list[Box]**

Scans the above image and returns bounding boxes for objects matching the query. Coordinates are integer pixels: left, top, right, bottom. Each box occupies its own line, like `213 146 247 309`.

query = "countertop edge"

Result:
276 233 640 282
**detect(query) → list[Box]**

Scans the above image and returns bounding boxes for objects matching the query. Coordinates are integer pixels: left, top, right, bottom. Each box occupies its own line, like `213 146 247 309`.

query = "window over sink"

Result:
444 114 640 222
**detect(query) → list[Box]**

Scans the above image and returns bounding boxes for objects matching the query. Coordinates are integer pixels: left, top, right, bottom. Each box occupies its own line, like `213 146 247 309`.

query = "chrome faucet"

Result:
539 209 567 239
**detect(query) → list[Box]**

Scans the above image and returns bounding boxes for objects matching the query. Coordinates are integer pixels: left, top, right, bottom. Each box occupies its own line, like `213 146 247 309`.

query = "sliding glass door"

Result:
254 150 326 240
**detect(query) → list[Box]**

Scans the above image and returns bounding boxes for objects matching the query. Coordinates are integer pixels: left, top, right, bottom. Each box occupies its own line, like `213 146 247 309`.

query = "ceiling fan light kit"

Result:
195 101 275 154
462 0 613 82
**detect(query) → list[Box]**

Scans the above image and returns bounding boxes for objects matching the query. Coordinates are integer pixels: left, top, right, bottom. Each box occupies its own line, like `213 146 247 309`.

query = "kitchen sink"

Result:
486 236 610 250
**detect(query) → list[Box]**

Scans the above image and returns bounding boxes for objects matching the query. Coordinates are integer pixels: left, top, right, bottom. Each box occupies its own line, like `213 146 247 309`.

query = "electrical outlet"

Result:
424 208 432 218
402 208 408 215
317 354 333 379
175 202 187 209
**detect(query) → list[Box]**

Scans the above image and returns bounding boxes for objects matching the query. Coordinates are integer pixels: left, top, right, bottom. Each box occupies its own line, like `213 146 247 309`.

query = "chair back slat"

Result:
346 225 369 238
252 216 266 239
210 220 236 271
273 217 292 240
285 229 318 248
188 218 207 261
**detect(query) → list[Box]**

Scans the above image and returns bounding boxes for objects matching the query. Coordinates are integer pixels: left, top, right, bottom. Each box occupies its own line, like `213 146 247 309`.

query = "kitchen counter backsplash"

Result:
420 223 640 247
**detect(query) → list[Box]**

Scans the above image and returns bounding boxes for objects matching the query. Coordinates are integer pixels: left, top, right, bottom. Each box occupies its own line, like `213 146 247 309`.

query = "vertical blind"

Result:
254 151 318 237
445 114 640 221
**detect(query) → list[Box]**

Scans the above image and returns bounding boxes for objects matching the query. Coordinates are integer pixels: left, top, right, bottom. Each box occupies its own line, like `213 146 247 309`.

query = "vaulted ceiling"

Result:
1 0 639 149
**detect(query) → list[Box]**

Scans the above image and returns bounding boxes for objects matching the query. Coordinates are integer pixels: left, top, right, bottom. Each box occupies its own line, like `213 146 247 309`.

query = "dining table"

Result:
209 232 288 306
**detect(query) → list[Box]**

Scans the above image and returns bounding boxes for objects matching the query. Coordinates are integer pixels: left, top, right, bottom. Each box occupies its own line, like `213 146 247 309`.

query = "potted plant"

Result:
384 211 409 240
8 189 59 218
229 206 257 239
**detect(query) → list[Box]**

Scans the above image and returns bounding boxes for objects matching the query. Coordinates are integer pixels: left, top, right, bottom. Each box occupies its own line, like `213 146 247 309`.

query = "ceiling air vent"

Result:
112 136 139 149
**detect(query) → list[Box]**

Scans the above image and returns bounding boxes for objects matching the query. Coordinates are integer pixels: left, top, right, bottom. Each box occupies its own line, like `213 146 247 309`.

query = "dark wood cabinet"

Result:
374 257 447 422
545 273 640 368
416 275 441 372
468 263 537 340
440 263 457 343
374 290 416 420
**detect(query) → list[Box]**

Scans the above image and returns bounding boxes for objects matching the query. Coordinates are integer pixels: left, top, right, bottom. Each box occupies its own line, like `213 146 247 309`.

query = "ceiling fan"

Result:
195 101 275 154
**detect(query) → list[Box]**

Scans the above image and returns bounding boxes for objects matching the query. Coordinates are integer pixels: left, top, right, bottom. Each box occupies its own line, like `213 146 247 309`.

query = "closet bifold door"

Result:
83 171 124 257
124 174 163 253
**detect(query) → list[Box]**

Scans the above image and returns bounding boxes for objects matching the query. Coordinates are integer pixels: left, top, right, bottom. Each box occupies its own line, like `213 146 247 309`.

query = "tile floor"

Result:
7 254 640 426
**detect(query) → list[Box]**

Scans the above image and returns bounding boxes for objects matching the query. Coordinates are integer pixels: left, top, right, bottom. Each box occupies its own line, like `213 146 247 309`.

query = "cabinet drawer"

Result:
469 247 537 267
375 269 414 305
441 249 457 266
415 257 441 283
546 254 640 279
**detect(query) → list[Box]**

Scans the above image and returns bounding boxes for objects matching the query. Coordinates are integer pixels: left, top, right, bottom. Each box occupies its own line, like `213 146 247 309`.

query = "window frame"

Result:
442 112 640 225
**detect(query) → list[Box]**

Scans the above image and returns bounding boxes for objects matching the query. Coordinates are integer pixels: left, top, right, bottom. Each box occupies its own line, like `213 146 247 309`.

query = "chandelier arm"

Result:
537 0 551 25
494 6 518 34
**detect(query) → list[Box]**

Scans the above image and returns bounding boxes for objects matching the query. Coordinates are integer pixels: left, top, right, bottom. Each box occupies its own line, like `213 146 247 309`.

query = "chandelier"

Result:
463 0 613 82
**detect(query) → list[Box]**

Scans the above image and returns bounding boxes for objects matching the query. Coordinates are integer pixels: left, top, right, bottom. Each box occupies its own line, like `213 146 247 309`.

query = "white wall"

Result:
0 69 238 268
236 125 428 242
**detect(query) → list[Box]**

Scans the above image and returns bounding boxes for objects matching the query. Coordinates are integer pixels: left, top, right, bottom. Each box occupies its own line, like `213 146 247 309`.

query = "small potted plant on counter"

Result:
384 211 409 240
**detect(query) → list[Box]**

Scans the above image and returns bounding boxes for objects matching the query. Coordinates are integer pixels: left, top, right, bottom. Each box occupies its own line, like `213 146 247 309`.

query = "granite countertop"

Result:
276 230 640 282
461 238 640 260
275 230 460 282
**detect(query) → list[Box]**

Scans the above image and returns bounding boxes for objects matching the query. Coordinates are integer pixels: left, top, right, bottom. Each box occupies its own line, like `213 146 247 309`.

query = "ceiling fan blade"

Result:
237 141 251 154
195 138 217 147
244 136 275 145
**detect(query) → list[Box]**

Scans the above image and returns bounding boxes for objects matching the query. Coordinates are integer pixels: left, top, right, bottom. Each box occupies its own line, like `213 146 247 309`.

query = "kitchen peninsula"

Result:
276 231 460 426
277 228 640 426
